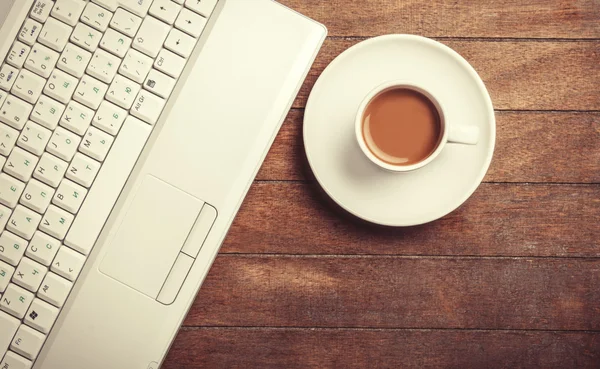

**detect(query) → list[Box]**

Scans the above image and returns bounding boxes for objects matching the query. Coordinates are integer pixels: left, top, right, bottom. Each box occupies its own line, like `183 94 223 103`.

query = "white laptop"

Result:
0 1 326 368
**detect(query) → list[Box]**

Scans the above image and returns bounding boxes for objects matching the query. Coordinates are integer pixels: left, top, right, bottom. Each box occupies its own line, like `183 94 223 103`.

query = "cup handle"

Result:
447 125 480 145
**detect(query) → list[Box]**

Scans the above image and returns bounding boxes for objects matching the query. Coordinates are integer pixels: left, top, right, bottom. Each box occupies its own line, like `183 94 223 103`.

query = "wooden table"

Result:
163 1 600 367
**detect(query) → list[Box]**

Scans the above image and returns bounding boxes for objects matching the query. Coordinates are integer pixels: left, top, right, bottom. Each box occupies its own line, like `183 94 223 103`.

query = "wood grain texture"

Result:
184 256 600 331
293 40 600 110
278 0 600 39
222 183 600 257
257 111 600 183
164 329 600 369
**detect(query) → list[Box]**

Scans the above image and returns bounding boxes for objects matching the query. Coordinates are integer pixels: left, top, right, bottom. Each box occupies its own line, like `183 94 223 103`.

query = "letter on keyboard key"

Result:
31 95 66 130
60 100 94 135
109 8 142 37
4 147 39 182
11 324 46 360
73 75 108 110
66 153 101 187
65 116 151 255
11 70 45 104
131 89 166 124
40 205 74 240
7 205 42 240
46 126 81 161
12 257 47 292
70 23 103 52
24 43 59 79
34 153 68 188
25 231 61 267
53 179 87 213
0 232 27 266
44 69 78 104
0 123 19 156
0 348 32 369
0 311 20 355
18 121 52 156
38 272 72 307
1 283 34 318
79 126 114 161
20 179 55 214
39 18 73 52
57 43 92 78
81 2 113 32
0 173 25 209
100 28 132 58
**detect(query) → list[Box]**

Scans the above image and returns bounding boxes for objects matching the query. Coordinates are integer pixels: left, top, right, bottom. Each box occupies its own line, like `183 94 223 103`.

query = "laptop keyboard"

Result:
0 0 216 366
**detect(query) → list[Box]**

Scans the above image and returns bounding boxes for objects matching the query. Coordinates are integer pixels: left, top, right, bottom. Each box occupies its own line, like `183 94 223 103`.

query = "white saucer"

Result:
303 35 495 226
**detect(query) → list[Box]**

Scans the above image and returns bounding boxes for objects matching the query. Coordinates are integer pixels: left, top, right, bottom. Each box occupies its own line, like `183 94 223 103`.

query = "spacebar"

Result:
65 116 152 255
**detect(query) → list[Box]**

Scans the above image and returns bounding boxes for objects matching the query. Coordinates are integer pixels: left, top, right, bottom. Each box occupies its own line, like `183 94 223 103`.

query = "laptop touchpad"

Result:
99 175 204 299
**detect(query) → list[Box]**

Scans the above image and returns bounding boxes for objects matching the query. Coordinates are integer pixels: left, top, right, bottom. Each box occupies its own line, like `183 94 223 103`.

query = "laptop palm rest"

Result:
99 175 204 299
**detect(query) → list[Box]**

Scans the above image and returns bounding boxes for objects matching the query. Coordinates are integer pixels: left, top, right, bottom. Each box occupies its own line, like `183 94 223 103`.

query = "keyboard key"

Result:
0 91 6 112
70 23 102 52
24 298 59 334
0 348 32 369
0 174 26 209
7 205 42 240
39 17 73 52
53 179 87 213
44 69 78 104
81 2 113 32
120 0 153 17
150 0 182 24
60 100 94 135
0 123 19 156
51 246 85 281
18 19 43 46
11 324 46 360
38 272 72 307
92 100 126 135
79 126 114 161
65 116 151 254
66 153 100 187
0 260 15 292
155 48 185 78
7 42 31 69
144 69 175 99
40 205 73 240
131 89 165 124
0 64 19 91
87 48 121 83
175 7 207 38
0 311 20 355
25 231 61 267
106 74 140 109
31 0 55 23
12 258 47 292
31 95 65 130
0 95 33 130
33 153 68 188
18 121 52 156
132 16 171 58
100 28 132 58
109 8 142 37
73 75 108 110
57 43 92 78
185 0 217 18
0 283 34 318
118 48 153 83
4 148 39 182
51 0 86 26
0 232 27 266
11 69 46 104
20 179 55 214
24 43 59 79
164 28 196 58
47 126 81 161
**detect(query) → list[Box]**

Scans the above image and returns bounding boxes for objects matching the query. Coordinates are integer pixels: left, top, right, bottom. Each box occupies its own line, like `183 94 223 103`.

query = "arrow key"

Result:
165 28 196 58
51 246 85 281
149 0 183 25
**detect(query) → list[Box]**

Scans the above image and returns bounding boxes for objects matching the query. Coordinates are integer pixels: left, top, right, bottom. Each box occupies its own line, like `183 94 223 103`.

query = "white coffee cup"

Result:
355 80 480 172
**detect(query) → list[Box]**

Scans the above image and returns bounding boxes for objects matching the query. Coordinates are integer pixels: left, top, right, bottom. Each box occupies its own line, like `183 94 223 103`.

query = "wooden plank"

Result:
222 183 600 257
184 256 600 330
164 328 600 369
280 0 600 39
257 111 600 183
293 40 600 110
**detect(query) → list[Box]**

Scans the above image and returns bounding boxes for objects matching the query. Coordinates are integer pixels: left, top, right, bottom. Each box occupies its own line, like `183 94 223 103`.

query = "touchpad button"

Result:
99 175 204 299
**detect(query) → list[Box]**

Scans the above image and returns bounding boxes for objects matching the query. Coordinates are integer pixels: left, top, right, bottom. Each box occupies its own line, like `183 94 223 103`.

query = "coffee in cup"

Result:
355 81 480 172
